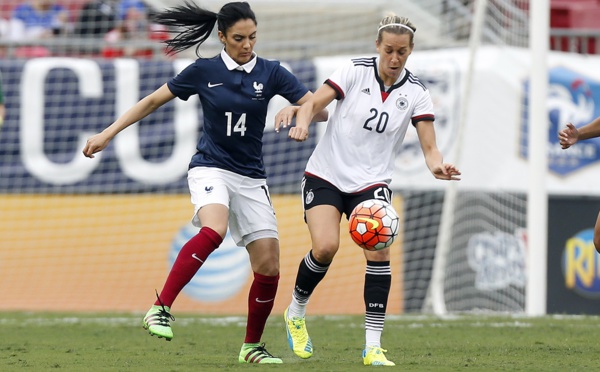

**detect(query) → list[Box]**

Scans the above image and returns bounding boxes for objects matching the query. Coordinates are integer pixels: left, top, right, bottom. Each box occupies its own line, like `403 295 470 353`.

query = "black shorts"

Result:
301 173 393 221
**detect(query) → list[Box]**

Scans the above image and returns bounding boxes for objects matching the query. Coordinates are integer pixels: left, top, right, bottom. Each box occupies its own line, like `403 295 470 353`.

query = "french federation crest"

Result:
253 81 263 95
520 66 600 175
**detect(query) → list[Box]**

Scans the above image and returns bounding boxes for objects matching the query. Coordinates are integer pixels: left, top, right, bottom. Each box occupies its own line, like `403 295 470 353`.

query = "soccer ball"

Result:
349 199 399 251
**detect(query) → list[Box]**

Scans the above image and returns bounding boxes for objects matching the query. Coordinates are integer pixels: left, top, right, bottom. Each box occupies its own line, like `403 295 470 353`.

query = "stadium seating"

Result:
550 0 600 53
2 1 600 57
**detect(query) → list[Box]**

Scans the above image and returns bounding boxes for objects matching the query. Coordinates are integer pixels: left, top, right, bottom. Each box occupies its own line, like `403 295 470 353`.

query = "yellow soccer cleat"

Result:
284 307 313 359
362 346 396 366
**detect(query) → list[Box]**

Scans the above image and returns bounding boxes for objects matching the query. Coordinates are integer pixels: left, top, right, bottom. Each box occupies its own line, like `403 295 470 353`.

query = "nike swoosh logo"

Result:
356 217 380 229
255 298 274 303
191 253 204 263
208 82 223 88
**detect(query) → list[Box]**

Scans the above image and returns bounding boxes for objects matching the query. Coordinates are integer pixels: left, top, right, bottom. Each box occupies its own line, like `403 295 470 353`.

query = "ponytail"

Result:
153 1 257 57
153 1 218 55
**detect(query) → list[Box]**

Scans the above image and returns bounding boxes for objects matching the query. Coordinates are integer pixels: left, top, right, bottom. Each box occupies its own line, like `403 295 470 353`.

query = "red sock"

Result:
244 272 279 344
156 226 223 307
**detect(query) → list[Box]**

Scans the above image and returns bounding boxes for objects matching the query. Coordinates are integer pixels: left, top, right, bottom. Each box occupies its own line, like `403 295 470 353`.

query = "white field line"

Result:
0 314 598 328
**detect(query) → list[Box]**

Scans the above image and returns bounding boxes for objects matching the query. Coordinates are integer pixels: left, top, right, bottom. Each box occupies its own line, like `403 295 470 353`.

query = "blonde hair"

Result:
377 14 416 44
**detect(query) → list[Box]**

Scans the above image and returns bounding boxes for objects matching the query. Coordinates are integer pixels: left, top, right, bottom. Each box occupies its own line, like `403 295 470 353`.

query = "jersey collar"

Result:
221 49 257 73
374 56 409 93
375 56 406 86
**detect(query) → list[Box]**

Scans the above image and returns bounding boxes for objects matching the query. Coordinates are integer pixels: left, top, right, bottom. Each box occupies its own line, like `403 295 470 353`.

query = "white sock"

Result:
365 329 381 348
287 296 308 318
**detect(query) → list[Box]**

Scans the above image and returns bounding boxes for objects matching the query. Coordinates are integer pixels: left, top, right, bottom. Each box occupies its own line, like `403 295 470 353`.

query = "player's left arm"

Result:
415 120 461 181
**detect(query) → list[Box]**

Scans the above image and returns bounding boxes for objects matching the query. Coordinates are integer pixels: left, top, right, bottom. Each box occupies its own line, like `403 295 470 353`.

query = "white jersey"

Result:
305 56 435 193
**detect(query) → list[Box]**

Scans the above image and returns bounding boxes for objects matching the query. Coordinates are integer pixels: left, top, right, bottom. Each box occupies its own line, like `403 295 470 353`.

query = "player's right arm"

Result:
289 84 337 142
559 117 600 149
83 84 176 158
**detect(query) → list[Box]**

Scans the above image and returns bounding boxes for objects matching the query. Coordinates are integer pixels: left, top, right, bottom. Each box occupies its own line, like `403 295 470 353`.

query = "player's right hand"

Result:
288 125 309 142
558 122 579 149
82 132 111 158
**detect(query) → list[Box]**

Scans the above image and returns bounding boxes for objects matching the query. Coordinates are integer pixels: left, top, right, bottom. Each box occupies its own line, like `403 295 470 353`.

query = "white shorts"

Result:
188 167 278 247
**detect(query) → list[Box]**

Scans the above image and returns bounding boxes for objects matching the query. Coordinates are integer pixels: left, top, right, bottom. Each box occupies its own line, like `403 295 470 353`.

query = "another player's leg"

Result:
593 210 600 253
286 204 340 359
239 343 281 364
143 203 226 340
143 290 175 340
239 237 282 364
361 255 395 366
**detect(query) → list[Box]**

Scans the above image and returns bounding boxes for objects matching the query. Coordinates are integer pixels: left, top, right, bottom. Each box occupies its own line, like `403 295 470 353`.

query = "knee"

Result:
248 239 280 276
207 225 228 239
594 235 600 254
365 248 391 262
312 241 339 264
252 257 279 276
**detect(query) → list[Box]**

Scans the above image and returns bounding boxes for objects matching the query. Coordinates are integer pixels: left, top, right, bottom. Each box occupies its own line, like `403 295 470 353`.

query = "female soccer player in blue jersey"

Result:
559 118 600 253
279 14 461 366
82 1 325 364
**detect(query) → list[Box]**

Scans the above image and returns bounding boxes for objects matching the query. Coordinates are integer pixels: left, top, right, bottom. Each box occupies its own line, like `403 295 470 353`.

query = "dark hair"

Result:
153 1 257 56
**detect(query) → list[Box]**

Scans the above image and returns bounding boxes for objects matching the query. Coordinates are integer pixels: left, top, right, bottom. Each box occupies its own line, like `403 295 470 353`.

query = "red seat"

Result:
14 46 51 58
551 0 600 29
550 0 600 53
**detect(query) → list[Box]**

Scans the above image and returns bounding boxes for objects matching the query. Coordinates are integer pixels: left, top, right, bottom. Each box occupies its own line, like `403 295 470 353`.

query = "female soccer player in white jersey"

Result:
82 1 326 364
281 14 461 366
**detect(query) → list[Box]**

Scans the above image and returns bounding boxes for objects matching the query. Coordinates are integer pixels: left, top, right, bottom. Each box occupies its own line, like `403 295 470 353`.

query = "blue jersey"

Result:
167 52 308 179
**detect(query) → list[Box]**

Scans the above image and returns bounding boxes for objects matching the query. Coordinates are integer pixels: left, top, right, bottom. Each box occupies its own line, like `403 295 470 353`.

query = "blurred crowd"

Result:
0 0 169 58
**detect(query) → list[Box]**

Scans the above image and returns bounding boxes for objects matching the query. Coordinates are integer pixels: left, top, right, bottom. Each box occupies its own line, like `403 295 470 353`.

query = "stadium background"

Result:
2 0 600 316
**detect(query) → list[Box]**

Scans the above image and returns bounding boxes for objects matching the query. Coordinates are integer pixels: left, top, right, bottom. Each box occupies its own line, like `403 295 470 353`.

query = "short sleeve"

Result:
166 63 199 101
411 88 435 125
272 63 309 104
324 59 356 100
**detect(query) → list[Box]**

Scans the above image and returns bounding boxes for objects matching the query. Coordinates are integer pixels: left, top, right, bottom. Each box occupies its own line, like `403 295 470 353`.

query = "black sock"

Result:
364 261 391 332
292 250 330 305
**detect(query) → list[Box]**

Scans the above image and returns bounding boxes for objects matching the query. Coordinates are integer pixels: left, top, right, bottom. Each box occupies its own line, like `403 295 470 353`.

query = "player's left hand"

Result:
432 163 461 181
274 105 299 133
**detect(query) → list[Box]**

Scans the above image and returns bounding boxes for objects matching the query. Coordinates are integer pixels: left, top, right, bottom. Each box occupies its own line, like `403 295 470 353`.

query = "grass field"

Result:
1 312 599 371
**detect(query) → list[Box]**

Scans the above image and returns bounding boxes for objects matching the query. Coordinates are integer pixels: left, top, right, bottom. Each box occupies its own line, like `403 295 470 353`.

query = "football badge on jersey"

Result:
396 96 409 110
253 81 263 95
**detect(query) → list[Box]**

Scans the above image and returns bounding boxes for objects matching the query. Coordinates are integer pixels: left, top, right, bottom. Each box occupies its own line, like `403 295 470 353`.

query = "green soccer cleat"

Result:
284 307 313 359
238 343 283 364
142 303 175 341
362 346 396 366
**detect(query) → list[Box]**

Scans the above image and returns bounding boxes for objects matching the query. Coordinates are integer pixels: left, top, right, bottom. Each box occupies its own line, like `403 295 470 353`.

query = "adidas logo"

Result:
361 88 371 95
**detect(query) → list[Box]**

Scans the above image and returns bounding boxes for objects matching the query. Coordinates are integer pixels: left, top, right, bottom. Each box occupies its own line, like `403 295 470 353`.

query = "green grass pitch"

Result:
1 312 599 371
